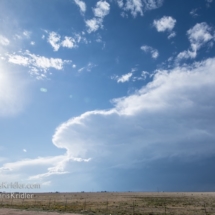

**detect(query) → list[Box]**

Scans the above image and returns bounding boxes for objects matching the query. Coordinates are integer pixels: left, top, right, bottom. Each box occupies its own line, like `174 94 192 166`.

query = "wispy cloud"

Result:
23 30 31 38
112 68 137 83
0 153 90 183
78 62 96 72
206 0 213 6
74 0 86 13
168 32 176 39
7 50 72 79
143 0 164 10
141 45 159 59
190 8 199 17
176 22 215 61
124 0 143 17
85 0 110 33
112 72 133 83
117 0 163 17
132 70 150 81
0 35 10 46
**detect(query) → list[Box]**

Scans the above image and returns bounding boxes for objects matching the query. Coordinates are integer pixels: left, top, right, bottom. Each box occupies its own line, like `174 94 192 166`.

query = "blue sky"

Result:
0 0 215 192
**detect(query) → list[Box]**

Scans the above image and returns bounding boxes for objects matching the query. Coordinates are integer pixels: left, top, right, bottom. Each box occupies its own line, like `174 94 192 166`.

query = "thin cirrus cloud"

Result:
132 71 150 81
176 22 215 61
0 155 70 182
0 151 91 183
206 0 213 6
13 30 32 40
23 31 31 39
141 45 159 59
85 0 110 33
78 62 96 72
117 0 163 17
73 0 86 13
0 35 10 46
190 8 199 18
111 68 137 83
7 50 72 79
112 72 133 83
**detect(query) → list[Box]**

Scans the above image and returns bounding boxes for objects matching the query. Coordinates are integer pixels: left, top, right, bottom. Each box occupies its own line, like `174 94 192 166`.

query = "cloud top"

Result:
153 16 176 32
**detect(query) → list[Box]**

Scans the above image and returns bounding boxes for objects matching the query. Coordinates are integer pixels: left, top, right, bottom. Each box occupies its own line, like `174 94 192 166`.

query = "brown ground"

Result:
0 208 80 215
1 192 215 215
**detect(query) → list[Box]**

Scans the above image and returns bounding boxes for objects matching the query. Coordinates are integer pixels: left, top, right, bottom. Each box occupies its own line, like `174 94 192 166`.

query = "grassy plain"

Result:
0 192 215 215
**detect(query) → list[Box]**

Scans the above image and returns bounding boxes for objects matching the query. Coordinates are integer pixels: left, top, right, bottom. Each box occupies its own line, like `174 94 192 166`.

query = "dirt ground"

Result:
0 208 81 215
1 192 215 215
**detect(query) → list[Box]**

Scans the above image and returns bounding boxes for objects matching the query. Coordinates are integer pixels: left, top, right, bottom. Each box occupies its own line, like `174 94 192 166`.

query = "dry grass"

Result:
1 192 215 215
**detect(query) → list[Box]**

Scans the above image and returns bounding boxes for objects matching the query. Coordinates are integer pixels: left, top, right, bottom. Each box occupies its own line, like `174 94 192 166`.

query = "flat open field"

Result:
1 192 215 215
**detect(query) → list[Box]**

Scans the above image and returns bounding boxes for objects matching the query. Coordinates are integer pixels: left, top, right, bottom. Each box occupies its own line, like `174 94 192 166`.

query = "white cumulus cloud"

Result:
7 50 72 79
85 18 102 33
74 0 86 13
51 56 215 170
176 22 215 61
153 16 176 32
124 0 143 17
61 36 76 48
93 0 110 18
85 0 110 33
188 22 214 50
47 32 77 51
